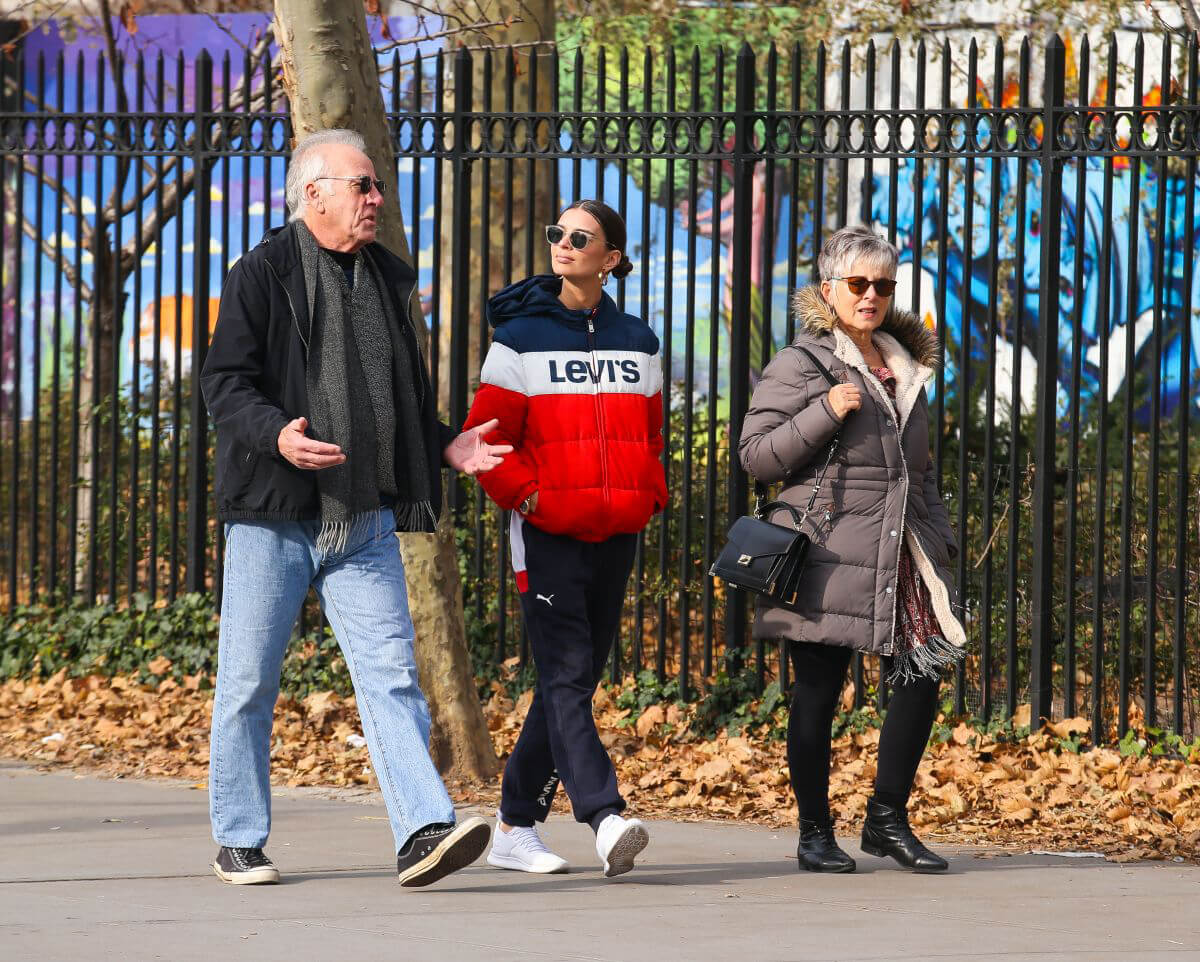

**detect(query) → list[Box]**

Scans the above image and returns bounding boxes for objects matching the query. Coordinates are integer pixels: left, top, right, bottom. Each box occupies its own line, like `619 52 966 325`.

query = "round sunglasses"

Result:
831 276 897 297
315 175 385 196
545 224 615 251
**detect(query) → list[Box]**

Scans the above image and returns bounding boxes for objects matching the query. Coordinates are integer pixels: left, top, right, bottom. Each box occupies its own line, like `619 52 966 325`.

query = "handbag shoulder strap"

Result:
793 345 841 388
752 343 843 508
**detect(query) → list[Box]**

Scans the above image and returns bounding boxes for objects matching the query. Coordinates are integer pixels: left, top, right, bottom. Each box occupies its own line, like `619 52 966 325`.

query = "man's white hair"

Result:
285 128 368 221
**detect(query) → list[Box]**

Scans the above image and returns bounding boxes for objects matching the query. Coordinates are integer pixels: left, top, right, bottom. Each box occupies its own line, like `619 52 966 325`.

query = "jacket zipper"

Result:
858 362 906 657
586 306 610 508
265 260 308 357
884 384 907 657
395 283 427 406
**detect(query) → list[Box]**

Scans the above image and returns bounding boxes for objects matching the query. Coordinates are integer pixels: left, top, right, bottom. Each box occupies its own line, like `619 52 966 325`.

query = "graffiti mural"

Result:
867 79 1200 420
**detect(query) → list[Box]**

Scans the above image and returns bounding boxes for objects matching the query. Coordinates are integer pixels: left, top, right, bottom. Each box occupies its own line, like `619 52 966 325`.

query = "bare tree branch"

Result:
111 155 184 221
19 158 83 222
1175 0 1200 35
18 216 89 301
1140 0 1200 42
372 18 518 56
200 10 261 54
4 0 53 14
0 0 72 50
121 164 195 265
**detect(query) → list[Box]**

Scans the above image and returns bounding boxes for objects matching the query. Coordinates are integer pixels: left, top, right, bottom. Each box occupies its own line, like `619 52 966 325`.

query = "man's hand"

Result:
444 418 514 476
278 417 346 470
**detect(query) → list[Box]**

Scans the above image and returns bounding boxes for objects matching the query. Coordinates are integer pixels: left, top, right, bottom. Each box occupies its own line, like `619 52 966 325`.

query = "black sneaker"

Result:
396 816 490 887
212 846 281 885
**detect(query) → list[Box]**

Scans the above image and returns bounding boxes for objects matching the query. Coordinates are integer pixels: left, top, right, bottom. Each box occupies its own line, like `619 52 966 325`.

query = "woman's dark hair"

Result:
563 199 634 279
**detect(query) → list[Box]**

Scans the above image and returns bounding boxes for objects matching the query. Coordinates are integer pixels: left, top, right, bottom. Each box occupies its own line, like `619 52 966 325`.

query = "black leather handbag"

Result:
709 347 842 609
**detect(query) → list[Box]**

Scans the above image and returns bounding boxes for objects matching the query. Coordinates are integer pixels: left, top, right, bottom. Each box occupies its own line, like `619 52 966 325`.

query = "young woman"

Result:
740 226 966 874
464 200 668 877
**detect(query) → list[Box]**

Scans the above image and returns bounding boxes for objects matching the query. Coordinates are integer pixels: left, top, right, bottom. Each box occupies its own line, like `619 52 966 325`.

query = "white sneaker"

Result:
595 814 649 878
486 818 569 874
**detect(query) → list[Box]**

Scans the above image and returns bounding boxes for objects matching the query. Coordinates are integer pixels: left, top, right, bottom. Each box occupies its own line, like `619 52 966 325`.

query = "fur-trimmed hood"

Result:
790 285 941 369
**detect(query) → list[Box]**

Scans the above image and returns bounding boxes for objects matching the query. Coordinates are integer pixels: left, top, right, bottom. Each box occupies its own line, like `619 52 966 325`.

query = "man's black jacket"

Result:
200 221 456 525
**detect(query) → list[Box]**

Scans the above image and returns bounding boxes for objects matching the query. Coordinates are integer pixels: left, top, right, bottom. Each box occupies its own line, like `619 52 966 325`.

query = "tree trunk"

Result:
74 242 124 599
272 0 498 782
436 0 557 415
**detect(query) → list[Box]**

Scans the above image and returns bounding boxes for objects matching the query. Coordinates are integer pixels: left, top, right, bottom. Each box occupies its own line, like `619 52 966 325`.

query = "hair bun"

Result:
611 255 633 279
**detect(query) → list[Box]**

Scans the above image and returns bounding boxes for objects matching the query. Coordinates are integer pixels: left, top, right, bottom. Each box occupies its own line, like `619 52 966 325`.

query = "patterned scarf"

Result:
297 222 434 553
873 364 967 685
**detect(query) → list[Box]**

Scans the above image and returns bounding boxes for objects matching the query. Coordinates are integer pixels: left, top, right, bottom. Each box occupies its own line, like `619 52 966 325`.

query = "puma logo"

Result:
536 770 559 807
536 593 555 606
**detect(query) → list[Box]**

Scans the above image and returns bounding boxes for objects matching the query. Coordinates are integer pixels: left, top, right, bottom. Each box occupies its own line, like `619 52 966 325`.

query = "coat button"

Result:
886 586 893 594
885 418 893 426
890 529 898 537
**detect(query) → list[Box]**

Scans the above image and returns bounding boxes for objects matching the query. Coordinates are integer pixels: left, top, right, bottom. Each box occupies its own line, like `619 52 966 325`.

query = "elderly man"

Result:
201 129 509 888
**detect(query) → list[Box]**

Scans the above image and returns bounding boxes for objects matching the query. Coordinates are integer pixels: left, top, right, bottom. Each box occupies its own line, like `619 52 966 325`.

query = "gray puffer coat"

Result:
738 287 966 656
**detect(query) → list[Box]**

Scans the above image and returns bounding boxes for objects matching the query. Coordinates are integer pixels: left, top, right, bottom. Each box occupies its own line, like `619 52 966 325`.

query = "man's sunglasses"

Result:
831 275 897 297
545 224 614 251
315 175 385 195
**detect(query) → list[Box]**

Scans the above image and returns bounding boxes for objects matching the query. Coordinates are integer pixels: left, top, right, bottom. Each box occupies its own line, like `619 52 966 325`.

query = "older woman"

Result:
739 225 966 874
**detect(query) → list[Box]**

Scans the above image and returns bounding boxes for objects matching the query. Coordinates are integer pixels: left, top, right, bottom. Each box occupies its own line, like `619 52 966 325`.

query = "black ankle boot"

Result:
860 798 947 872
797 817 856 873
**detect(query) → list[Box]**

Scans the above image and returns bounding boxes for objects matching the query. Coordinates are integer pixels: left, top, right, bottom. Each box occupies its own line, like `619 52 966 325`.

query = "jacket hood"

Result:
487 274 622 330
790 285 940 369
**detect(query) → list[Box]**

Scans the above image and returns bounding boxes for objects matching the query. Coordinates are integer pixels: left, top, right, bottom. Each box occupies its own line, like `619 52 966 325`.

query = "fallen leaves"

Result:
1 672 1198 862
1048 716 1092 740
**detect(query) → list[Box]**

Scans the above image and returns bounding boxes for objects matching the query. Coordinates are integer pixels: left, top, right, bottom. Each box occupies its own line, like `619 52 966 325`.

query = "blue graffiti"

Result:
870 155 1200 418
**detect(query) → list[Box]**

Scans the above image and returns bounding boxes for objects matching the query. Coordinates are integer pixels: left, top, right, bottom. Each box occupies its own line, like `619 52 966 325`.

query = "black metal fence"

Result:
0 32 1197 737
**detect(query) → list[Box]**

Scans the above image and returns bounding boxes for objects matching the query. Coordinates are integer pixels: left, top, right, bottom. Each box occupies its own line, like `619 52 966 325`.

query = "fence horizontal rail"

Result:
10 105 1200 161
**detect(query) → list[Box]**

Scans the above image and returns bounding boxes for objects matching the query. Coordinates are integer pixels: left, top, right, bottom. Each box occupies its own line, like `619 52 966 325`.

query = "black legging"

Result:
787 640 940 824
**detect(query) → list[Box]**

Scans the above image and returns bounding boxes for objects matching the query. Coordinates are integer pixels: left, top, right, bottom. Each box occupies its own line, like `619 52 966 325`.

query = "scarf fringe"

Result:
315 512 375 556
885 634 966 686
316 502 437 553
393 500 437 534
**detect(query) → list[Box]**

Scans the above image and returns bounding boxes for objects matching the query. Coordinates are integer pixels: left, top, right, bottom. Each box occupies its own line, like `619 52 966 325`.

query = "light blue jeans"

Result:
209 508 455 852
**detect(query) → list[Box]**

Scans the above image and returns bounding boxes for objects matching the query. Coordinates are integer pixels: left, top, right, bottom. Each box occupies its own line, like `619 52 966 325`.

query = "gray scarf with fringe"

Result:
297 222 434 552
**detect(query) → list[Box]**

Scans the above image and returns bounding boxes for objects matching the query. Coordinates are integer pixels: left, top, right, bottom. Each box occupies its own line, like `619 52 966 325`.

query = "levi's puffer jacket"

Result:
464 274 668 543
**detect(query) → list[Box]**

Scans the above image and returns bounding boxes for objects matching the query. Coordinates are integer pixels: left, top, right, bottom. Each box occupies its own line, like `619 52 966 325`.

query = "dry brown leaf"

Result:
119 1 141 36
694 757 734 781
1047 716 1091 739
1046 786 1075 808
147 656 172 676
635 705 666 738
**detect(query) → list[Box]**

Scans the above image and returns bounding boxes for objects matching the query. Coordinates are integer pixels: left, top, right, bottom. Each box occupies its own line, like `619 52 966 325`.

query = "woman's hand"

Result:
827 383 862 420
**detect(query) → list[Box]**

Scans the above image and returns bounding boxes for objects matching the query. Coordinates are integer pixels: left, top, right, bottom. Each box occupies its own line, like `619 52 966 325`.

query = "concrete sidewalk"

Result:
1 762 1197 962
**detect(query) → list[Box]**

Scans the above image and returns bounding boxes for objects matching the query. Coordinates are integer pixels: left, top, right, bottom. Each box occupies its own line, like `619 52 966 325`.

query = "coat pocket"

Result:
222 444 260 503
